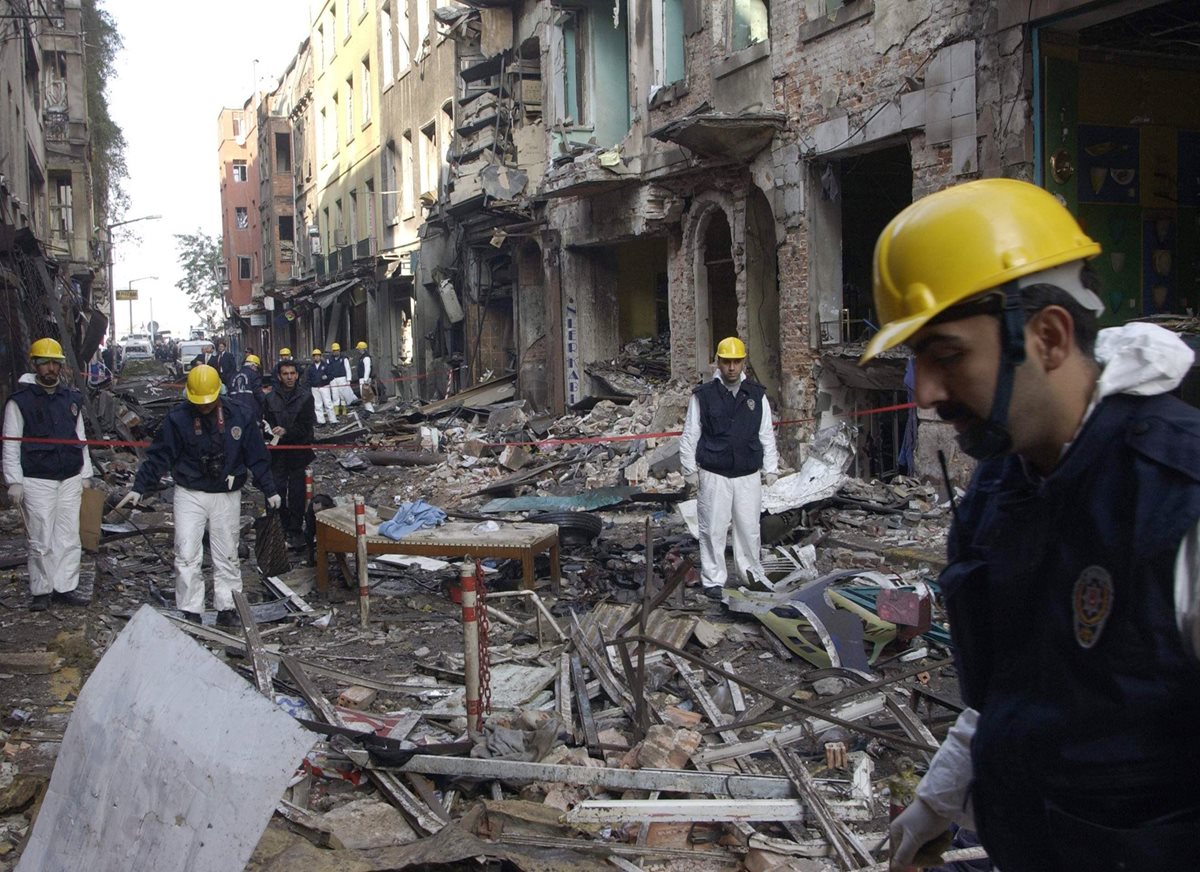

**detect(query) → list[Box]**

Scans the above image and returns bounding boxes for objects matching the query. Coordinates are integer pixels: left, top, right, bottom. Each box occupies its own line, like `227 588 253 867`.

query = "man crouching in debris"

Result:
124 365 280 626
263 360 315 547
864 179 1200 872
678 336 778 600
3 338 94 611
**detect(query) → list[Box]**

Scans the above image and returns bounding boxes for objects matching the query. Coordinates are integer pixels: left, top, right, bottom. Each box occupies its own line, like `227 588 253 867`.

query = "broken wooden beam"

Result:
386 754 799 799
566 799 805 824
233 591 274 698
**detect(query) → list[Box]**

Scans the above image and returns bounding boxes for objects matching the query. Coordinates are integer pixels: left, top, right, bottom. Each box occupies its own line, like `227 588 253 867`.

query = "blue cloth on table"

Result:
378 500 447 539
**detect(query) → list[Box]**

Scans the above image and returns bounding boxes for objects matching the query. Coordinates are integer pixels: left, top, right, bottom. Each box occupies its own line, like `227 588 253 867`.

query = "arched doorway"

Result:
744 185 780 398
694 205 738 371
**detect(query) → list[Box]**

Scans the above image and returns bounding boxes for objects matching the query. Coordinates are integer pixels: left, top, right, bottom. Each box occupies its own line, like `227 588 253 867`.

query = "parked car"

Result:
123 340 153 361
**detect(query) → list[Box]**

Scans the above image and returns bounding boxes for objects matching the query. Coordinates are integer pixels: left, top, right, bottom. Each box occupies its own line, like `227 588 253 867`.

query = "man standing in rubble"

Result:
867 179 1200 872
3 338 94 611
354 340 375 412
678 336 778 599
327 342 355 412
125 365 279 626
264 360 315 547
307 348 334 424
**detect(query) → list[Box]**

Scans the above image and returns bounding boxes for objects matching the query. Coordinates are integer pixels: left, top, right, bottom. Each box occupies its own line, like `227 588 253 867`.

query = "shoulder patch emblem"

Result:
1072 565 1114 649
70 403 78 417
747 398 756 411
230 426 243 441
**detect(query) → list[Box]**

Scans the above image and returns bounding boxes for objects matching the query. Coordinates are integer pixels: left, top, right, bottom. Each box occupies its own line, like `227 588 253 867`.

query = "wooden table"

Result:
315 509 559 597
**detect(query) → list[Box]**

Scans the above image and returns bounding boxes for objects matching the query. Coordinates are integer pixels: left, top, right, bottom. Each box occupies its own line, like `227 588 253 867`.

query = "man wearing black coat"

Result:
216 339 238 387
263 361 316 543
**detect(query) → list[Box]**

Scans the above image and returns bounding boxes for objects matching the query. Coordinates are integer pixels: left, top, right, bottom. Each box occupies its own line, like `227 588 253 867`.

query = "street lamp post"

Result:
104 214 162 350
124 275 158 340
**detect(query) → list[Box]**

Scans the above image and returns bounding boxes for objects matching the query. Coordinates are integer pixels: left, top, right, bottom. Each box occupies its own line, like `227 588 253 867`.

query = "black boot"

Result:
52 589 91 607
29 594 50 612
183 611 203 624
215 609 239 628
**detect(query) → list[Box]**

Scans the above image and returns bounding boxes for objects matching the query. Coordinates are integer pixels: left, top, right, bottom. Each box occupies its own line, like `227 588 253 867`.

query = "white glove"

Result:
889 797 953 870
267 494 282 510
7 484 23 506
764 472 778 487
81 477 94 489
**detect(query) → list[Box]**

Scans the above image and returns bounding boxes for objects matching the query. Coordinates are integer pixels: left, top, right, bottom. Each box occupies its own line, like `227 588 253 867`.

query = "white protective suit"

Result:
330 355 356 409
312 384 336 424
904 322 1200 837
357 353 375 412
678 372 779 589
174 488 242 614
2 379 94 596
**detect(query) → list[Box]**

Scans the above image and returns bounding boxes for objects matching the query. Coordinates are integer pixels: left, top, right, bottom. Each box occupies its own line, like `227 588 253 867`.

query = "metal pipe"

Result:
460 561 482 740
354 495 369 628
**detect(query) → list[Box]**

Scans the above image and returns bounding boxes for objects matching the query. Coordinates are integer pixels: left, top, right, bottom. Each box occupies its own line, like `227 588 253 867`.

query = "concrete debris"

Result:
0 358 978 870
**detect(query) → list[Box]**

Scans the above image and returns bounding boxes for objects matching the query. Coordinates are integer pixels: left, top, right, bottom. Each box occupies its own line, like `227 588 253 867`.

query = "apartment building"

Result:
217 103 264 350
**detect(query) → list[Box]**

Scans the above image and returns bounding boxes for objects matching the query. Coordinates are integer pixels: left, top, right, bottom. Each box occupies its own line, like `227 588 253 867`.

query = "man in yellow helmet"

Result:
678 336 778 600
125 365 279 626
229 353 264 418
306 348 335 424
867 180 1200 872
354 340 375 412
3 338 94 610
327 341 355 412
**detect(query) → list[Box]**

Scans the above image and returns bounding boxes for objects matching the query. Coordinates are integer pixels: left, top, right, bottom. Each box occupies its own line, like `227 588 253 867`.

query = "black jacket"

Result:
263 385 316 468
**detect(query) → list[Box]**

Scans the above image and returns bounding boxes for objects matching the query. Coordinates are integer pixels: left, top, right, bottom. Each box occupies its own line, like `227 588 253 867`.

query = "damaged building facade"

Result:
217 0 1200 475
413 0 1199 475
0 0 107 403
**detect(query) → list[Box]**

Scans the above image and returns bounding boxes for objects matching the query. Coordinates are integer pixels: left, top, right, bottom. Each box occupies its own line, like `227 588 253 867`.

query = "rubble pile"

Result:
0 359 983 871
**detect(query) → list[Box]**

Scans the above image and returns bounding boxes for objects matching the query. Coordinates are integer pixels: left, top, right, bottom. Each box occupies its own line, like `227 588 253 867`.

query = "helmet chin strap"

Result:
957 282 1026 461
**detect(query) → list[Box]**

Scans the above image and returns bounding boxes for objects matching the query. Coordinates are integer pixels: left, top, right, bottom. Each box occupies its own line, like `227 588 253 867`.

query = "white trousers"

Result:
22 474 83 595
311 385 335 423
174 487 242 614
330 377 356 408
697 469 766 589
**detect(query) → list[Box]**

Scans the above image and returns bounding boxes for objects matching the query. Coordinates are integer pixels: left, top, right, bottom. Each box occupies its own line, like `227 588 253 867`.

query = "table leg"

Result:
522 550 534 591
316 530 329 598
549 543 560 595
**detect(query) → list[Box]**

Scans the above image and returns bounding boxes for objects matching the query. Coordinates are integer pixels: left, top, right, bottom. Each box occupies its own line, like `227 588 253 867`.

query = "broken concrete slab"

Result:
317 797 419 850
16 606 314 872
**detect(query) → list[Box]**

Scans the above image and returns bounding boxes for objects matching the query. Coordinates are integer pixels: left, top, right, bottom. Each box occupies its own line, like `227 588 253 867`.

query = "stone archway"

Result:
744 184 780 398
687 197 739 374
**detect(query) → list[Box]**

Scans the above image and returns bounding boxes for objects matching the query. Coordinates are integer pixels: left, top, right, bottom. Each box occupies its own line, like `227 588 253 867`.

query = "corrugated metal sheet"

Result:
581 602 697 654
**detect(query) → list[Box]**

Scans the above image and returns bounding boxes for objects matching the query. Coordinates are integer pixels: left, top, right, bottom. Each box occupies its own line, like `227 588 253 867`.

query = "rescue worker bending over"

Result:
869 180 1200 872
3 338 94 610
678 337 778 600
126 365 279 626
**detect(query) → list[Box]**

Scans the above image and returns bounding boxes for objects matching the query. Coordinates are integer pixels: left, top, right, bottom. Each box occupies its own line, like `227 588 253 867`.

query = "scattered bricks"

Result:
636 724 702 771
661 706 703 729
336 686 377 710
499 445 532 471
462 439 492 458
825 741 849 770
644 822 694 849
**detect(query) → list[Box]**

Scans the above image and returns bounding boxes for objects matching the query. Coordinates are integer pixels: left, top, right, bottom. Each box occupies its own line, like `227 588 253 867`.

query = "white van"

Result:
179 340 213 372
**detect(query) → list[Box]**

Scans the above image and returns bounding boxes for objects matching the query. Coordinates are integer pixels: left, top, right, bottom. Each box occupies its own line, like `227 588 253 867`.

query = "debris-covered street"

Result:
0 354 989 872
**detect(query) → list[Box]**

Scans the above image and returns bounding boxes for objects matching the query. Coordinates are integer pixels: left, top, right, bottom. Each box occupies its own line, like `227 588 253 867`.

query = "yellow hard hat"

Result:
331 342 341 352
312 348 323 356
862 178 1100 362
186 364 222 404
355 341 368 350
716 336 747 359
245 354 261 367
29 338 66 361
279 347 292 357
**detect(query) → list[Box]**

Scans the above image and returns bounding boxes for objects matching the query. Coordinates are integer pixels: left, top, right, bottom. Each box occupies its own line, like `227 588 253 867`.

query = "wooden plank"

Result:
0 651 62 674
388 754 798 798
556 652 574 741
566 799 805 824
666 652 739 744
264 575 315 614
570 653 600 750
233 591 274 698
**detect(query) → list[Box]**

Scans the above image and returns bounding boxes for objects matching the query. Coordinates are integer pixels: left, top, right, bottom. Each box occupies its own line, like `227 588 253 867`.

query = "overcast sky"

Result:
105 0 310 340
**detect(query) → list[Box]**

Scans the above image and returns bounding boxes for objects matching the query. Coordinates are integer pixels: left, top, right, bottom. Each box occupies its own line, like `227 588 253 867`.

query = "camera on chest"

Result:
200 447 226 480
